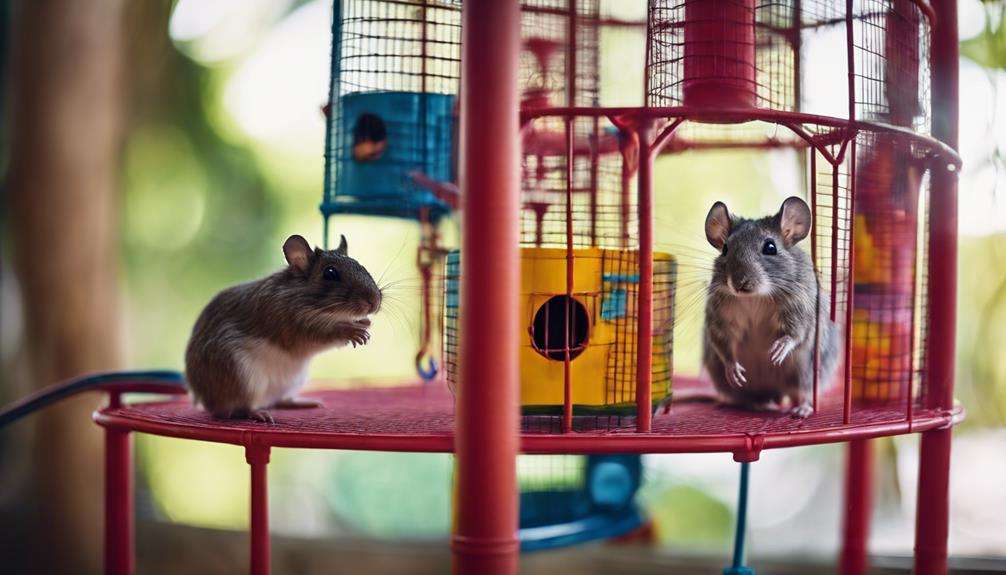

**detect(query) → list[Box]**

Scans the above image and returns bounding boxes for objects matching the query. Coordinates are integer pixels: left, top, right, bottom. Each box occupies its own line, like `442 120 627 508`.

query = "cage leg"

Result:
840 439 873 575
914 428 952 575
246 445 271 575
104 426 133 575
635 120 654 433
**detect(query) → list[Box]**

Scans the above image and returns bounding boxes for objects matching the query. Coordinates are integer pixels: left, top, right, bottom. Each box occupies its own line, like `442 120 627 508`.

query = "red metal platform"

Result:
94 377 962 460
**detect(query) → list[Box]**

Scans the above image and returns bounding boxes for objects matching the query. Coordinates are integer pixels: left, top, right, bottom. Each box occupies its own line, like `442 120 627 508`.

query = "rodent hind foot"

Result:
224 408 275 424
249 409 275 423
788 403 814 419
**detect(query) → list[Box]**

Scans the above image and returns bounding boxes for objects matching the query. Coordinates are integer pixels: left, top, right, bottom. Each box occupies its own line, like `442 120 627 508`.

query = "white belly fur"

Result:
235 338 311 409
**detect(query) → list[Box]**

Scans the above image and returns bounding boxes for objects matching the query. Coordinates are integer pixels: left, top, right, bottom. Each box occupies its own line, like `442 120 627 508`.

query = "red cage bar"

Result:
453 1 522 573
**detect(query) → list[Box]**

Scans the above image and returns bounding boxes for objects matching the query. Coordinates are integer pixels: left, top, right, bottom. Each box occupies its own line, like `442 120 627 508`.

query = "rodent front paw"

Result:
345 323 371 348
725 361 747 388
769 336 797 366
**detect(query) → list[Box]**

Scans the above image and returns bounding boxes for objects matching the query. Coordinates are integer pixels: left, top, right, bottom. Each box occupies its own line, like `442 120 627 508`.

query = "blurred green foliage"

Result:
325 452 453 538
962 2 1006 70
958 0 1006 428
641 483 733 548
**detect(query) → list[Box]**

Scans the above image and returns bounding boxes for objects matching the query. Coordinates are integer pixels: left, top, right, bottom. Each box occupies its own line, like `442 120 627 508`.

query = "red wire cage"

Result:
77 1 964 574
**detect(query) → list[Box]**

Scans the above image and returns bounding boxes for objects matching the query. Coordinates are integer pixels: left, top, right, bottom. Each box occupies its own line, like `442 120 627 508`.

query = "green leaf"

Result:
961 4 1006 70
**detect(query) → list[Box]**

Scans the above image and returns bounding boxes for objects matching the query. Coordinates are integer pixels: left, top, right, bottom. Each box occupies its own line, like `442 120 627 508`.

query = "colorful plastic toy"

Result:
518 454 645 550
446 247 676 417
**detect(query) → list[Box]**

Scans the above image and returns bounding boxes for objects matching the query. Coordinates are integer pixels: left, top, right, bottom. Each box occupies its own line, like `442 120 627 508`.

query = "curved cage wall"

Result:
478 0 959 434
322 0 462 223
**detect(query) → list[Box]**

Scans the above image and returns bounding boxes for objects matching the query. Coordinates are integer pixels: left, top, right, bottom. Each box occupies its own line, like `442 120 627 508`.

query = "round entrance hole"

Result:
530 295 589 361
351 113 388 162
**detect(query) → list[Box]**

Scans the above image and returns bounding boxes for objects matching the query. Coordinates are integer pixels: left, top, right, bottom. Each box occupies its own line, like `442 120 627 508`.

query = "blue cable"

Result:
724 461 755 575
0 370 186 428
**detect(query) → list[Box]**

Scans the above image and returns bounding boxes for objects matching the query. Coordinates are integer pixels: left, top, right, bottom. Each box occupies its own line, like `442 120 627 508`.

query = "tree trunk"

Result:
7 1 125 573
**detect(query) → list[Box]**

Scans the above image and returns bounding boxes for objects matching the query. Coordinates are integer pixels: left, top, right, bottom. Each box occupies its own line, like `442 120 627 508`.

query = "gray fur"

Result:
702 198 839 418
185 235 381 420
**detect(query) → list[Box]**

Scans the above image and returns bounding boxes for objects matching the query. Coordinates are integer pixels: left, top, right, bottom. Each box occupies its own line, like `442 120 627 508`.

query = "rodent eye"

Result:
722 243 728 255
762 239 778 256
323 266 341 281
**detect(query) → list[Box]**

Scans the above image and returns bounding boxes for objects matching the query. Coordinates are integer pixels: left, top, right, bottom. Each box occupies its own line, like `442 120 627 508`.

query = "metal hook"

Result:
416 353 439 381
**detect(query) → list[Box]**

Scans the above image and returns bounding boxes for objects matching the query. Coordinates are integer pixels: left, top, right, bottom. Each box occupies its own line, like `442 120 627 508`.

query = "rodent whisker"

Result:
379 277 420 287
379 278 424 292
379 300 419 337
380 294 415 307
380 285 424 294
376 239 411 286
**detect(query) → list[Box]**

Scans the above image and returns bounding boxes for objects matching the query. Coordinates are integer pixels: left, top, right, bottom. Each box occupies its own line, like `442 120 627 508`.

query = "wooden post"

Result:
7 1 125 572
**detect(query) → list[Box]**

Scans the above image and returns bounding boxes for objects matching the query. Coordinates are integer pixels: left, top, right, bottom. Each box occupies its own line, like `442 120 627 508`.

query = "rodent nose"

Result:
369 291 382 313
732 275 754 293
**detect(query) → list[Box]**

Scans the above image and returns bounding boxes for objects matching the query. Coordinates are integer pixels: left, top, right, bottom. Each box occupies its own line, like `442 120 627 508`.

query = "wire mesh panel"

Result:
601 251 676 406
850 130 930 409
647 0 800 111
521 122 630 249
810 137 854 327
850 0 931 133
323 0 462 222
518 1 636 250
520 0 601 108
647 0 931 125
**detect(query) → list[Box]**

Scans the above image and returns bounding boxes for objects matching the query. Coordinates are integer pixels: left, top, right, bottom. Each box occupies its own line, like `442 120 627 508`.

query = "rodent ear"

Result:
705 202 732 250
335 234 349 256
777 196 812 246
283 235 313 275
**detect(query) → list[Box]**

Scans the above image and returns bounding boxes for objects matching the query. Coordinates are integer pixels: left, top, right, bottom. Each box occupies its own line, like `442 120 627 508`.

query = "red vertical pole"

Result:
840 439 873 575
915 1 958 574
810 151 820 410
843 139 857 426
620 156 631 250
104 392 133 575
246 445 271 575
567 0 577 107
454 1 521 574
635 119 654 433
563 116 575 433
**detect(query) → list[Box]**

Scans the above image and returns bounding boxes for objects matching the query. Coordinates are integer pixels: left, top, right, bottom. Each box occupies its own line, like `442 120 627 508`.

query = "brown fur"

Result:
185 235 380 419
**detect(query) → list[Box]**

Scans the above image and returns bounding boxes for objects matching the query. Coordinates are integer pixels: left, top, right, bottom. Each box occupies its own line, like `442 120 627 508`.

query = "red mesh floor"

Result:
95 378 961 456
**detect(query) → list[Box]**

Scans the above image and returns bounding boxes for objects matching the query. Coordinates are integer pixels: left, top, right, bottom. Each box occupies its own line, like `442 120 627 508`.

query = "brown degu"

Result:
702 197 839 418
185 234 381 422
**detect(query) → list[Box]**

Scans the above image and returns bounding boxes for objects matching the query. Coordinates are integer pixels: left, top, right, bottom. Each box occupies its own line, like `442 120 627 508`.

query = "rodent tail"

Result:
0 370 187 428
